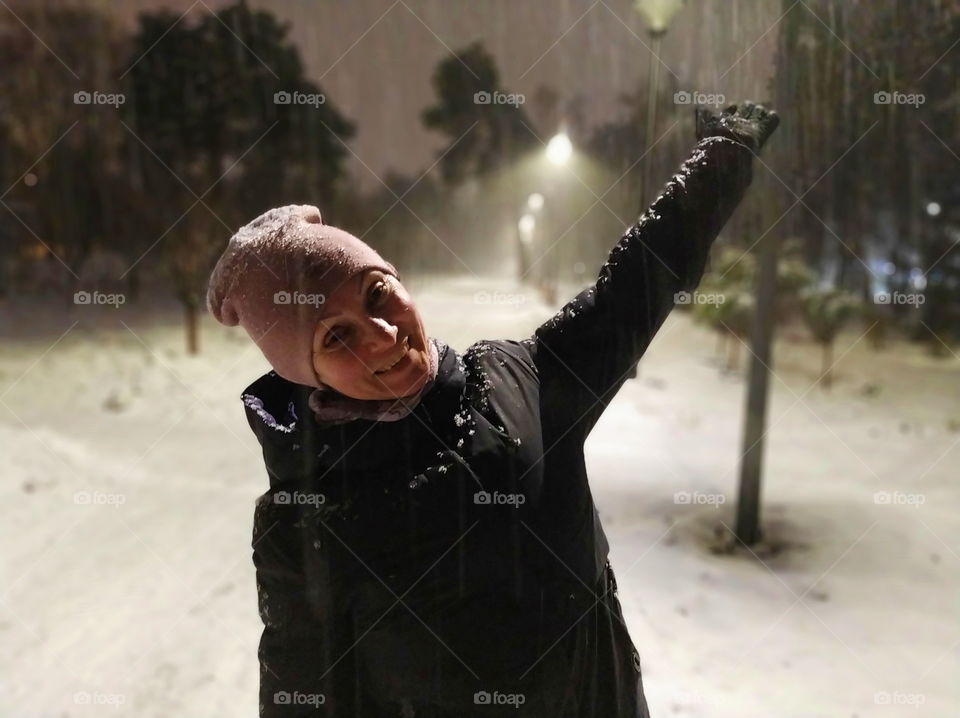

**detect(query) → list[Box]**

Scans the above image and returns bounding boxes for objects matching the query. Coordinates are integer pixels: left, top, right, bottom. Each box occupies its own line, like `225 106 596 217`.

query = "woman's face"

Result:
311 269 430 400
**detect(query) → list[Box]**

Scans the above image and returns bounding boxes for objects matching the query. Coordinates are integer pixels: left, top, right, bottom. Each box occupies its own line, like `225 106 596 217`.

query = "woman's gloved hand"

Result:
695 100 780 153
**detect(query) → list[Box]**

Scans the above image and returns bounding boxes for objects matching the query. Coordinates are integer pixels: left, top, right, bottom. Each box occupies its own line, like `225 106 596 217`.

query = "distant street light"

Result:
518 213 536 238
527 192 545 212
926 201 942 217
546 132 573 166
633 0 686 36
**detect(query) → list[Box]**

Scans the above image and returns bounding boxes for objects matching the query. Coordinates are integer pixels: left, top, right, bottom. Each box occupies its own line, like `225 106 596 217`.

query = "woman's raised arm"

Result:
525 102 779 440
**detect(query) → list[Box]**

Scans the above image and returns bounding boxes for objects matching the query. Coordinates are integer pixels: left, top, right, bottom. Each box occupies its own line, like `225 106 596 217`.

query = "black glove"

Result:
695 100 780 153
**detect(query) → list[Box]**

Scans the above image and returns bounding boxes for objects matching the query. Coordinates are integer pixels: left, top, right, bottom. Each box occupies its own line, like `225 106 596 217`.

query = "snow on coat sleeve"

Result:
527 135 754 439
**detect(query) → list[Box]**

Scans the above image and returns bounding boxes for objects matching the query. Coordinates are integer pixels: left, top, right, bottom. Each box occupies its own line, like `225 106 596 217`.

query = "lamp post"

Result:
517 199 541 283
625 0 685 379
633 0 685 209
735 0 791 546
540 133 573 305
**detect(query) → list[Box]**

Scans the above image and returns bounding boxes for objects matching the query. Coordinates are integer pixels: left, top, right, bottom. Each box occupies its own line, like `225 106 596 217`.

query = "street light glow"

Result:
633 0 686 35
926 201 942 217
546 133 572 166
527 193 544 212
518 213 535 239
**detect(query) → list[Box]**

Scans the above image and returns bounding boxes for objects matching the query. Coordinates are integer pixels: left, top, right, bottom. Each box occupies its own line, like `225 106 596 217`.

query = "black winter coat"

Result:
240 135 754 717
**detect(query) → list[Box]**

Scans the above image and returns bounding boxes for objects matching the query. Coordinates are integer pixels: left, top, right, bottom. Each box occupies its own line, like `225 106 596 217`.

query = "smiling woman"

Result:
204 100 778 718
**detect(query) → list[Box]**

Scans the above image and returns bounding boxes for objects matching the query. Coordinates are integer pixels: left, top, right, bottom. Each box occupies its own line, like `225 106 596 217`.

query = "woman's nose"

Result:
364 316 398 351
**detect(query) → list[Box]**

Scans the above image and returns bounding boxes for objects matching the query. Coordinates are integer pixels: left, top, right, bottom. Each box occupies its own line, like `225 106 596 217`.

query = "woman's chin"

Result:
371 355 428 399
395 356 431 397
405 365 431 396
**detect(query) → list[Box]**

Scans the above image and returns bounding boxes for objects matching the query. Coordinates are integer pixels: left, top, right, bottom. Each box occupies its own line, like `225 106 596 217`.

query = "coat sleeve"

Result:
253 495 337 717
243 395 348 717
525 135 754 439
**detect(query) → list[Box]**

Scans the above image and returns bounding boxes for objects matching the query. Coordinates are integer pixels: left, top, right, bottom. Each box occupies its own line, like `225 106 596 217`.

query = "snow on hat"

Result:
206 204 398 388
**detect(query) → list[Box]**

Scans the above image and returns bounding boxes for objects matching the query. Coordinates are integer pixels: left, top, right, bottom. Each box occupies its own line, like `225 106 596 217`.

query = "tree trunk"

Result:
727 333 741 372
734 0 798 547
821 340 834 389
185 301 199 356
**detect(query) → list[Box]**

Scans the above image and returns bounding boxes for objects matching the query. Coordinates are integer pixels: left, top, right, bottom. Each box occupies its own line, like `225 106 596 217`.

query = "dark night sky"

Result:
88 0 778 190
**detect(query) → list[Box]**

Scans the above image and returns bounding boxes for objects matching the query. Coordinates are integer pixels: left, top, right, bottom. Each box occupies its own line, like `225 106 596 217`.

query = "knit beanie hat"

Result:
206 205 398 388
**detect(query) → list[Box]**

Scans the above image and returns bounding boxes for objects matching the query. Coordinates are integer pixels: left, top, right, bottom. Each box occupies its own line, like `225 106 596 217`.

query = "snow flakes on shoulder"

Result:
242 393 297 433
463 341 497 414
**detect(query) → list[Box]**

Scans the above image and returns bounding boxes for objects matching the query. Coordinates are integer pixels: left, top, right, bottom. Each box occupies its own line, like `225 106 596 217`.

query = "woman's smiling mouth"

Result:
374 337 410 374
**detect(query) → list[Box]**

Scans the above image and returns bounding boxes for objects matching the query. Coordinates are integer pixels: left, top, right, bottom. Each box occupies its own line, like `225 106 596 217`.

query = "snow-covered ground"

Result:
1 274 957 717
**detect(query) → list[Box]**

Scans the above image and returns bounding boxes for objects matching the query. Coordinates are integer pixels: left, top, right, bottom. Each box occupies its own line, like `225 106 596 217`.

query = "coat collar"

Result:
240 339 466 450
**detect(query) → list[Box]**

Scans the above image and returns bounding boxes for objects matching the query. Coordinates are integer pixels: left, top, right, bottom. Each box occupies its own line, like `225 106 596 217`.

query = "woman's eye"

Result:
369 279 390 306
324 327 348 348
321 280 391 349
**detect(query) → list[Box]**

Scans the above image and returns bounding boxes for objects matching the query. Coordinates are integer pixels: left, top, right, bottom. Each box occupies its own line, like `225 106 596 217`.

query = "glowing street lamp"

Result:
546 132 573 166
633 0 686 37
518 213 536 239
527 192 545 212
